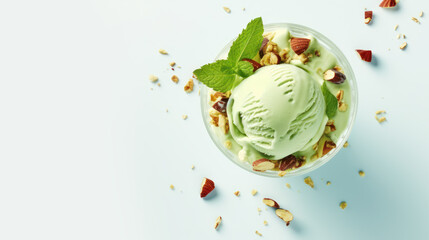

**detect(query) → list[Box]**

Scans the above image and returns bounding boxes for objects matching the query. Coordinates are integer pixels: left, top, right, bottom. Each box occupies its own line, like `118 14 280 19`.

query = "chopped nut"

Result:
394 24 398 31
257 207 262 213
218 114 229 134
376 110 386 115
419 11 424 17
263 198 280 208
171 75 179 83
286 183 291 189
224 140 232 149
182 114 188 120
251 189 258 196
399 42 407 50
343 141 349 148
275 209 293 226
149 74 158 82
403 34 406 39
214 216 222 230
260 40 279 57
278 171 287 177
359 170 365 177
338 102 348 112
304 176 314 188
378 116 387 123
263 220 268 225
293 53 309 64
170 184 175 190
279 48 290 62
223 6 231 13
184 79 194 93
234 191 240 197
411 17 420 23
169 62 176 67
158 49 168 55
157 83 161 87
326 181 331 186
255 230 262 237
191 165 195 170
339 201 347 210
336 90 344 102
315 50 320 57
260 52 280 66
396 34 401 39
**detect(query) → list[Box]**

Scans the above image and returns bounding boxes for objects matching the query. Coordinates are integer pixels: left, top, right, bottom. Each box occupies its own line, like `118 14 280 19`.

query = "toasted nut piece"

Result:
365 11 373 24
325 120 336 133
411 17 420 23
378 116 387 123
214 216 222 230
212 98 229 113
323 140 336 155
149 74 159 82
260 52 281 66
356 49 372 62
339 102 348 112
379 0 398 8
158 49 168 55
224 140 232 149
304 176 314 188
184 79 194 93
169 62 176 67
218 114 229 134
263 220 268 225
170 184 175 190
278 155 297 171
171 75 179 83
419 11 424 17
252 159 275 171
336 90 344 102
315 50 320 57
286 183 291 188
263 198 280 208
275 209 293 226
234 191 240 197
324 69 346 84
343 141 349 148
326 181 331 186
242 58 262 72
182 114 188 120
191 165 195 170
251 189 258 196
255 230 262 236
339 201 347 209
290 38 311 55
376 110 386 115
399 42 407 50
279 48 290 62
359 170 365 177
223 6 231 13
259 39 279 57
200 177 215 198
394 24 399 30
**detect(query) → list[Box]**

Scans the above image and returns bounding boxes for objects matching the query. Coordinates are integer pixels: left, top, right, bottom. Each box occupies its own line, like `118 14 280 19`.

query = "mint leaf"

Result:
228 17 264 64
193 60 239 92
236 61 254 78
321 82 338 119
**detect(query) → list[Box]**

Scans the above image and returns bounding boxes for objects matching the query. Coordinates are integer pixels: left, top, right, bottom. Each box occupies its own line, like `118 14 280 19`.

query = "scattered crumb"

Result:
419 11 424 17
223 6 231 13
169 62 176 67
359 170 365 177
326 181 331 186
170 184 175 190
171 75 179 83
402 34 406 39
184 79 194 93
257 208 262 214
399 42 407 50
396 34 401 39
278 171 287 177
304 176 314 188
198 88 201 96
411 17 420 23
166 109 168 112
157 83 161 87
255 230 262 237
376 110 386 115
339 201 347 210
263 220 268 225
242 8 246 11
234 191 240 197
394 24 398 31
149 74 158 82
224 140 232 149
214 216 222 230
375 110 387 123
158 49 168 55
286 183 291 189
378 116 387 123
182 114 188 120
191 165 195 170
343 141 349 148
251 189 258 196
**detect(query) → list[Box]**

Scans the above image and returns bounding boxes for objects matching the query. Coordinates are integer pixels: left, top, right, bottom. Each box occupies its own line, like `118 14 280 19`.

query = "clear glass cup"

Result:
200 23 358 177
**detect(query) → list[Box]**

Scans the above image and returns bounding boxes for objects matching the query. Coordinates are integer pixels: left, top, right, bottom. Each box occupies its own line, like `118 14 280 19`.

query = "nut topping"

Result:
278 155 297 171
290 38 311 55
252 159 275 171
324 69 346 84
214 216 222 229
262 198 280 208
260 52 281 66
200 177 215 198
275 209 293 226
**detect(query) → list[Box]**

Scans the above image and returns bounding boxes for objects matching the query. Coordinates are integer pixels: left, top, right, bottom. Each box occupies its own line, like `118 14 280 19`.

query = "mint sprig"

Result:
193 17 264 92
321 82 338 119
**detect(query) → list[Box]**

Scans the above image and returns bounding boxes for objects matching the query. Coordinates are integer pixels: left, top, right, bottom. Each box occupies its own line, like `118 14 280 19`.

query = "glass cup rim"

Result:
200 22 358 178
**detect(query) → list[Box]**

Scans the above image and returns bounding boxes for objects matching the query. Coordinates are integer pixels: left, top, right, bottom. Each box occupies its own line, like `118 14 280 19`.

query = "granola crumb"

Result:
149 74 158 82
286 183 291 189
263 220 268 225
326 181 331 186
224 140 232 149
255 230 262 237
170 184 175 190
214 216 222 230
234 191 240 197
399 42 407 50
171 75 179 83
184 79 194 93
394 24 398 31
169 62 176 67
419 11 424 17
251 189 258 196
339 201 347 210
182 114 188 120
343 141 349 148
411 17 420 23
158 49 168 55
223 6 231 13
191 165 195 170
359 170 365 177
304 176 314 188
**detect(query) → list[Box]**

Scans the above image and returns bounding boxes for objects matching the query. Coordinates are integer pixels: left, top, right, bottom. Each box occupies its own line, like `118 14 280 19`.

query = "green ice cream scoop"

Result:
227 64 328 159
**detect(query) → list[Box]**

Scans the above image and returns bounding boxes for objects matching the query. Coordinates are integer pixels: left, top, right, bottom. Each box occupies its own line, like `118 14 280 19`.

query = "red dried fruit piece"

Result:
200 177 215 198
212 98 229 113
259 38 269 58
356 49 372 62
365 11 373 24
290 38 311 55
323 69 346 84
379 0 398 8
278 155 297 171
242 58 262 72
252 159 275 171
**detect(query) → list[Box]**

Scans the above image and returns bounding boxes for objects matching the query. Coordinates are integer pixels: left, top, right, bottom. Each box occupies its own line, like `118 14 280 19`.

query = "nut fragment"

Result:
399 42 407 50
336 90 344 102
377 116 387 123
214 216 222 230
279 48 290 62
223 6 231 13
343 141 349 148
411 17 420 23
365 11 373 24
158 49 168 55
212 98 229 113
224 140 232 149
259 40 279 57
184 79 194 93
182 114 188 120
169 62 176 67
356 49 372 62
262 198 280 208
251 189 258 196
278 171 287 177
376 110 386 114
359 170 365 177
324 69 346 84
379 0 398 8
200 177 215 198
263 220 268 225
170 184 175 190
252 159 275 171
234 191 240 197
338 102 348 112
394 24 399 30
149 74 159 82
286 183 291 189
260 52 281 66
171 75 179 83
278 155 297 171
255 230 262 236
218 114 229 134
326 181 331 186
419 11 424 17
290 38 311 55
275 209 293 226
339 201 347 210
304 176 314 188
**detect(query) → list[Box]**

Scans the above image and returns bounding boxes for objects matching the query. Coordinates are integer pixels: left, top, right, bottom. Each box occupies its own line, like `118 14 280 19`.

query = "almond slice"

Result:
214 216 222 229
379 0 398 8
252 159 275 171
356 49 372 62
275 209 293 226
200 177 215 198
290 38 310 55
262 198 280 208
365 11 373 24
324 69 346 84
